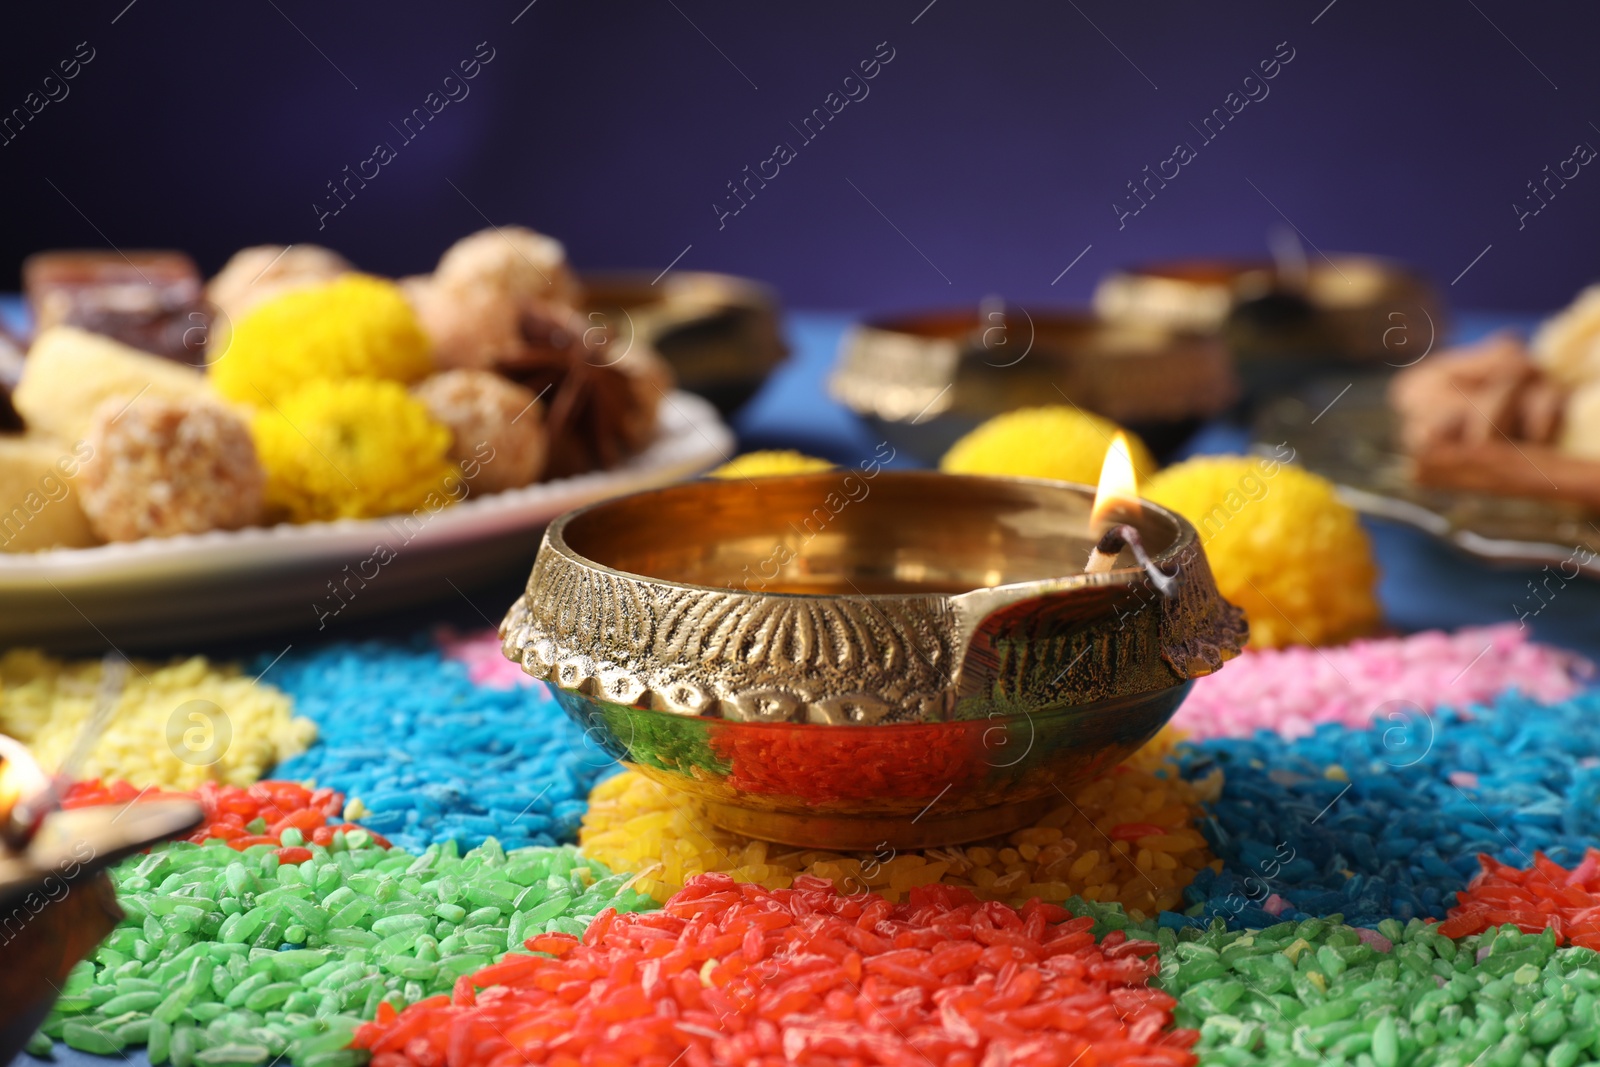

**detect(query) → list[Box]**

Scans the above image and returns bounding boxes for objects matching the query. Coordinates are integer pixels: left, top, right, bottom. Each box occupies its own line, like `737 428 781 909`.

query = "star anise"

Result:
493 304 644 479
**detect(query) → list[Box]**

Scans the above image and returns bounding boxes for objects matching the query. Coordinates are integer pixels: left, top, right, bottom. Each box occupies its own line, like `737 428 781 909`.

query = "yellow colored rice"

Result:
0 649 315 790
580 727 1220 919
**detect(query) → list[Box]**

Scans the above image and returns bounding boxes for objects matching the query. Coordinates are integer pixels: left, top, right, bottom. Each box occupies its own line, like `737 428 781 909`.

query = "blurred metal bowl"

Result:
829 307 1236 464
580 271 786 417
500 471 1246 848
1094 255 1445 388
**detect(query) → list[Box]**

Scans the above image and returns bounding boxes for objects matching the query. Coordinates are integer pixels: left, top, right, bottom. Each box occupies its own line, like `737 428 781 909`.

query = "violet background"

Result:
1 0 1597 313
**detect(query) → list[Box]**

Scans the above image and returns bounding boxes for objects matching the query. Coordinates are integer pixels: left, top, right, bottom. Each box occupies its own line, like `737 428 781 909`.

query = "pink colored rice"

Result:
435 626 535 689
1175 624 1592 740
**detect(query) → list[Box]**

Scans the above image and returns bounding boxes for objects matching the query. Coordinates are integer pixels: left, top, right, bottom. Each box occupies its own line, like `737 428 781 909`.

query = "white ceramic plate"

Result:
0 391 733 651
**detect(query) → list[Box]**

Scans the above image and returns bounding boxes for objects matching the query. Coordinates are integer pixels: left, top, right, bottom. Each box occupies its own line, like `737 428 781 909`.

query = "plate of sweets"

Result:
1256 285 1600 577
0 227 733 650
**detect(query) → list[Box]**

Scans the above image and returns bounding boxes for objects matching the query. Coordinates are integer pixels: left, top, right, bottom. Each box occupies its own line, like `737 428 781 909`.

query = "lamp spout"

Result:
947 537 1245 713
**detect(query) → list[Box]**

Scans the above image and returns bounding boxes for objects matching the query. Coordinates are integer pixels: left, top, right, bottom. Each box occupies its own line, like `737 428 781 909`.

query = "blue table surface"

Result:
12 307 1600 1067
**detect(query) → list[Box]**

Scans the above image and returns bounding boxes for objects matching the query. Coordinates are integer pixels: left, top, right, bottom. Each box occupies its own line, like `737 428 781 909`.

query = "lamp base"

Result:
702 795 1058 851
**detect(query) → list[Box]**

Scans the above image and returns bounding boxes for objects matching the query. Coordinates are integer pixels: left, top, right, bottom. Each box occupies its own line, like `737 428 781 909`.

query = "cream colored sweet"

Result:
76 395 264 541
411 369 547 493
433 226 579 309
1561 379 1600 460
403 275 529 370
0 434 97 552
14 327 214 442
1533 284 1600 387
405 227 582 370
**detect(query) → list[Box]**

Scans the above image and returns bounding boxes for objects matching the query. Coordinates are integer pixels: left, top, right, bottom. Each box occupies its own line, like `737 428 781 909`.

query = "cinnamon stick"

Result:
1410 440 1600 511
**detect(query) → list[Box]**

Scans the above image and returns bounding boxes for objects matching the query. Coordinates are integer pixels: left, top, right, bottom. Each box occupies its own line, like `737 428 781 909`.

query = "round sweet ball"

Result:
403 273 524 370
411 369 547 494
78 394 264 542
710 451 834 479
205 244 352 321
210 274 433 406
408 228 582 371
251 378 454 523
939 405 1157 486
433 226 580 310
1145 455 1381 649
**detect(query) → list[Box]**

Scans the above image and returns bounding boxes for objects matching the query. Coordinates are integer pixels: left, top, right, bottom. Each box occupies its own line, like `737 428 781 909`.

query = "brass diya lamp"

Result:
501 444 1246 850
1093 255 1445 395
0 733 203 1062
579 271 786 418
829 304 1235 462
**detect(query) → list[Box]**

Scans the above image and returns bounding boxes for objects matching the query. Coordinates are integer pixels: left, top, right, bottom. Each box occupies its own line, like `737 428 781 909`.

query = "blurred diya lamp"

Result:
829 303 1235 463
501 449 1246 849
579 271 786 418
0 735 202 1062
1093 255 1444 394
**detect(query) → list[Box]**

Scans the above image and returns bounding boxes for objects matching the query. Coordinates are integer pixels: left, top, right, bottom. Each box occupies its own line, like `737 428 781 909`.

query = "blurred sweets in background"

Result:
24 250 211 367
940 405 1157 485
709 449 834 479
1146 455 1380 648
249 377 455 524
1391 285 1600 509
204 244 351 323
0 226 669 551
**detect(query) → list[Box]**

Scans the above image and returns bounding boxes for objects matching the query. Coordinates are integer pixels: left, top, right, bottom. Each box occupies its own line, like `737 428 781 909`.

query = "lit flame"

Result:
0 735 47 824
1089 432 1142 529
